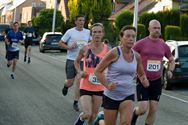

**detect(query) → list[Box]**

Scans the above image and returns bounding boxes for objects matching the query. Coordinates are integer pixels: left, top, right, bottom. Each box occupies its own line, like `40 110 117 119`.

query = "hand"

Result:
107 83 117 90
142 79 149 88
77 71 87 79
167 70 173 79
69 42 78 49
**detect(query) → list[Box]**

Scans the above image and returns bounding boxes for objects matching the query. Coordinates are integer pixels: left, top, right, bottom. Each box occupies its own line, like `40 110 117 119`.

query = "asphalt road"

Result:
0 42 188 125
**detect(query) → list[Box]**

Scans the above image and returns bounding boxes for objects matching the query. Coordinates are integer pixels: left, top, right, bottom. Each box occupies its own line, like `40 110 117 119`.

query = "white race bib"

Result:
147 60 161 72
77 40 86 49
12 42 18 48
89 74 100 85
27 33 32 37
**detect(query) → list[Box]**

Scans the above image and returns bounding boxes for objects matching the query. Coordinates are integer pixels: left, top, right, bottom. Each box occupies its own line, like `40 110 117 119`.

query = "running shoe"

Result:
24 56 27 62
62 86 68 96
10 74 15 79
73 102 79 112
28 58 31 64
7 64 11 68
93 111 104 125
74 112 84 125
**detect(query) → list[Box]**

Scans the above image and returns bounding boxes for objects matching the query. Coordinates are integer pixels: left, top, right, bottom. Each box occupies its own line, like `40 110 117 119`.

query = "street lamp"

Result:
133 0 139 39
52 0 57 33
52 0 61 32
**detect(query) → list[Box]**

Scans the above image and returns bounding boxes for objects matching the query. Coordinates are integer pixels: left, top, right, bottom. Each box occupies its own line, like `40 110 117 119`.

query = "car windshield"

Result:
46 34 62 41
178 45 188 58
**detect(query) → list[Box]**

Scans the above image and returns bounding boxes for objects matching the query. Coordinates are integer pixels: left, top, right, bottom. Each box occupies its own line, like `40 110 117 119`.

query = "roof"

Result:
8 0 26 10
109 0 157 20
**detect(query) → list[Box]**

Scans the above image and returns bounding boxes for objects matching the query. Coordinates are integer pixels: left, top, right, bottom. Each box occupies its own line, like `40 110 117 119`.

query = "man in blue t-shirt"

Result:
24 21 35 64
5 22 23 79
4 22 13 60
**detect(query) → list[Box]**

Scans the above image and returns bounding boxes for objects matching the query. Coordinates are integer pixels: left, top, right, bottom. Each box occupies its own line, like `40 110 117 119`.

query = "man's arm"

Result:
167 56 175 79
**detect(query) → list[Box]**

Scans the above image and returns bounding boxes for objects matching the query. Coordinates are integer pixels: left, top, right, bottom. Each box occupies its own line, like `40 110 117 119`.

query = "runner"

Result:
59 14 90 111
5 22 24 79
94 26 149 125
131 20 175 125
74 23 109 125
5 22 13 61
24 21 35 64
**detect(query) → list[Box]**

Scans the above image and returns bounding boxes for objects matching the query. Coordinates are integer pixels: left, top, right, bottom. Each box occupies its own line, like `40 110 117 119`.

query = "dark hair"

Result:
119 25 136 37
28 20 32 23
90 23 104 33
75 14 85 21
103 39 109 44
13 22 19 25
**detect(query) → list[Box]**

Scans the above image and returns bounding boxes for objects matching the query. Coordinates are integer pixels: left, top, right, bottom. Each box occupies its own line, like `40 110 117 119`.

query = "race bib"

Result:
27 33 32 37
12 42 18 48
89 74 100 85
77 40 86 49
147 60 161 72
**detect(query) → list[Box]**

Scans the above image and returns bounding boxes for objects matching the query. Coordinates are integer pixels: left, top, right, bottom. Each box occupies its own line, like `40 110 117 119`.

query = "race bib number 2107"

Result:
147 60 161 72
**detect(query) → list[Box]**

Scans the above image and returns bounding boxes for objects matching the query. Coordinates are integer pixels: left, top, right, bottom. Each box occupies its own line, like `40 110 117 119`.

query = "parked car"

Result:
0 23 10 41
162 40 188 90
39 32 64 53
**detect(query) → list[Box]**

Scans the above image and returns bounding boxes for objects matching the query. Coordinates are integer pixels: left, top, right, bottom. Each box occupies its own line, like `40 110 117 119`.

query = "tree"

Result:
68 0 112 25
115 11 133 30
33 9 64 35
68 0 79 23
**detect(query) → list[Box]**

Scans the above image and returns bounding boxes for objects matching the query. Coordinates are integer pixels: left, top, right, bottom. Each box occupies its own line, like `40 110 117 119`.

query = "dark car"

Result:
39 32 64 53
0 23 10 41
162 40 188 90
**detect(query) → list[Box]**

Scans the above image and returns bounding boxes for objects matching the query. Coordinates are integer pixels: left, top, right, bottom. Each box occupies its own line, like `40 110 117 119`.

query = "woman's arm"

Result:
74 47 86 78
95 48 119 90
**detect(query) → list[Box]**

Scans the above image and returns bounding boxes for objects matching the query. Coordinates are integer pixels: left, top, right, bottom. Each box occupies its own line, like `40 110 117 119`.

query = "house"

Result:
109 0 185 21
42 0 69 21
0 0 45 23
21 1 45 23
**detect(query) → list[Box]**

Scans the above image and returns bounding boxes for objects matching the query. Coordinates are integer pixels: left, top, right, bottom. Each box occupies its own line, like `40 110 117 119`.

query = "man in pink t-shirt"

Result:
132 20 175 125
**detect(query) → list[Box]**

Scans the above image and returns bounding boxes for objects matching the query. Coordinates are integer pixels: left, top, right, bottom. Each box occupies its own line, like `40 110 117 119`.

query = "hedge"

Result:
165 25 181 40
180 14 188 38
137 24 146 40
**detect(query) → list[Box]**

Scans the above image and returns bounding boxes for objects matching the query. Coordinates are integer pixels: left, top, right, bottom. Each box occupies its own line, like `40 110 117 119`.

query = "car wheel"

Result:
162 70 172 90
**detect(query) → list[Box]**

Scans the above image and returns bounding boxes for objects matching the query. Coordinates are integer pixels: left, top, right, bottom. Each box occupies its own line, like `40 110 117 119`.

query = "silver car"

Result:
163 40 188 90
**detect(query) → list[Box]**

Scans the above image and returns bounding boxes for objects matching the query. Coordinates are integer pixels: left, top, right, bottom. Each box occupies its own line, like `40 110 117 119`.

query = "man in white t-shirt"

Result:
59 14 90 112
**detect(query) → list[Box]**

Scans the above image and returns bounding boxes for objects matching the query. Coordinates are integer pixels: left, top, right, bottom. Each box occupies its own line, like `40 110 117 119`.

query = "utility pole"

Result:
52 0 57 33
133 0 139 39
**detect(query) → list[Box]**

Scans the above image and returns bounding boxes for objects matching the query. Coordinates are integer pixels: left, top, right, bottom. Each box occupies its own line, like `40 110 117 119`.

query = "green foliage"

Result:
33 9 64 35
68 0 79 23
115 11 133 30
169 9 180 26
103 21 119 46
68 0 112 26
91 0 112 23
165 25 181 40
139 12 156 35
137 24 146 40
180 14 188 37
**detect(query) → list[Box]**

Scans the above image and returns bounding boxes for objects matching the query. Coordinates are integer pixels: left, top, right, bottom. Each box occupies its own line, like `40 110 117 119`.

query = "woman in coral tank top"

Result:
74 23 109 125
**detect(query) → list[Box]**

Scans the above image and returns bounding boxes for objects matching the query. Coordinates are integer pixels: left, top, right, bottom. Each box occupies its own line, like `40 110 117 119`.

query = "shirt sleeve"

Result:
61 30 71 43
19 32 24 40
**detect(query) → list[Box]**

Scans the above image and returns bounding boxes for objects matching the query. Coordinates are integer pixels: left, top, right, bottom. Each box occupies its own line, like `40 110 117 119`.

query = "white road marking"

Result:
162 93 188 104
